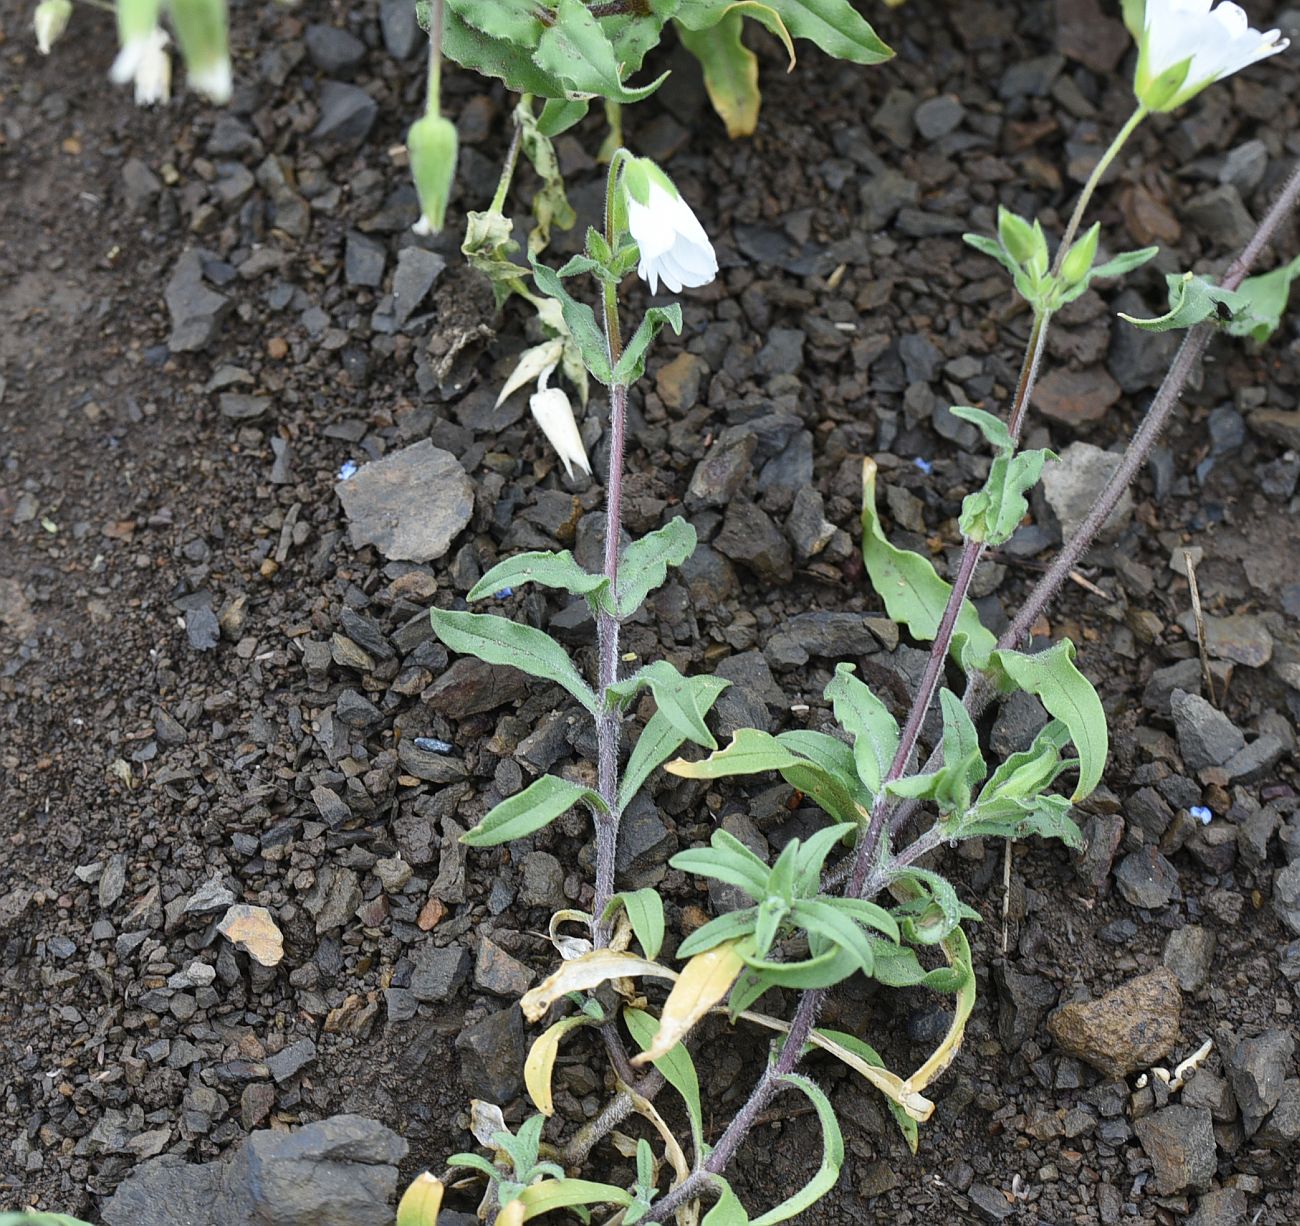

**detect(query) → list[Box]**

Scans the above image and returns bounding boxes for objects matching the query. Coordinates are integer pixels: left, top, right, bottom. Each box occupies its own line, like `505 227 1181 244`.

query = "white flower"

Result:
113 26 171 106
34 0 72 54
622 157 717 296
1136 0 1287 111
529 366 591 480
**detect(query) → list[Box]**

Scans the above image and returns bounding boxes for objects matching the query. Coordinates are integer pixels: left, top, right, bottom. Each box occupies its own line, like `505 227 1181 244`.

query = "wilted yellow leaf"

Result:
520 950 677 1023
216 904 285 967
494 1198 526 1226
396 1171 444 1226
525 1015 595 1116
631 941 745 1066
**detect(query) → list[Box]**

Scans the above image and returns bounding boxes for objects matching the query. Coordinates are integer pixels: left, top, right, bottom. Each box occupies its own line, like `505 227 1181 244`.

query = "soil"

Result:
3 0 1300 1222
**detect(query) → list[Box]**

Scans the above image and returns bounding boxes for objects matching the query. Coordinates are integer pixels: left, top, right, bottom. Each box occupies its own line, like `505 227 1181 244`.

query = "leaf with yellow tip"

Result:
396 1172 445 1226
525 1014 595 1117
631 940 748 1066
520 950 677 1023
515 1178 634 1219
494 1199 526 1226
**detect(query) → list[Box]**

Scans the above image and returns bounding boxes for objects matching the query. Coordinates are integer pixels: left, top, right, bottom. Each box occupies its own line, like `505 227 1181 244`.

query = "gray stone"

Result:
1257 1078 1300 1148
1134 1105 1216 1195
686 431 756 511
1115 847 1179 910
1171 689 1246 771
121 157 162 211
1224 734 1285 783
410 942 470 1003
305 24 366 73
391 247 447 327
990 691 1049 757
457 1007 526 1103
914 93 965 140
615 795 674 872
1182 184 1256 249
1227 1028 1295 1132
1162 925 1215 992
345 232 387 288
426 657 526 719
166 249 231 353
312 81 378 151
1143 658 1202 713
756 327 806 376
786 487 836 561
1041 442 1134 543
380 0 422 58
1188 1188 1248 1226
475 936 534 997
336 688 382 729
993 963 1058 1053
764 612 881 669
185 605 220 652
303 866 362 934
336 440 473 563
185 876 236 915
219 393 270 421
266 1039 317 1084
519 851 567 910
1274 860 1300 936
714 499 792 583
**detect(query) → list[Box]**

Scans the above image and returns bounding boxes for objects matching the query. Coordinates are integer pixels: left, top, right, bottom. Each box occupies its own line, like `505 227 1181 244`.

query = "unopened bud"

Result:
168 0 232 104
35 0 73 54
1060 222 1100 286
996 207 1037 267
529 369 590 480
407 113 458 236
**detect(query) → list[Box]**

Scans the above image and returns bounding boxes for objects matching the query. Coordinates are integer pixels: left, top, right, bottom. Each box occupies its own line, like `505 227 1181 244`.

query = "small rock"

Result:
1115 847 1179 909
1162 925 1215 992
345 232 386 288
1226 1028 1295 1133
1134 1104 1216 1195
714 499 792 583
656 352 707 411
1199 613 1273 668
1188 1188 1248 1226
185 876 236 915
166 249 231 353
994 963 1058 1053
391 247 447 327
1171 689 1246 771
1033 367 1122 426
305 24 366 73
1041 442 1134 542
312 81 379 151
914 94 965 140
475 936 534 997
1047 967 1182 1078
410 942 470 1003
457 1007 526 1103
1257 1078 1300 1148
266 1038 318 1084
379 0 422 58
1274 860 1300 936
686 432 756 511
967 1184 1015 1221
336 440 473 563
519 851 567 910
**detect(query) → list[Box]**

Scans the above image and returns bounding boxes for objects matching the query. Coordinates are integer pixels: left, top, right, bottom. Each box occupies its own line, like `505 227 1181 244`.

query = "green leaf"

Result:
0 1217 96 1226
624 1006 706 1161
537 96 590 137
701 1178 751 1224
1086 245 1159 283
825 896 900 943
615 518 697 616
958 791 1083 849
884 689 985 815
463 774 608 846
889 865 976 945
604 888 666 959
536 0 672 103
989 640 1107 801
672 843 768 899
441 8 572 97
1118 270 1246 333
979 719 1073 802
791 899 875 976
680 0 891 64
749 1074 844 1224
676 907 760 958
962 232 1019 277
430 609 598 713
958 448 1055 547
815 1029 919 1153
677 12 761 138
1225 254 1300 343
861 459 997 672
614 304 683 384
948 405 1012 454
823 662 899 797
446 1151 500 1180
737 942 858 990
445 0 544 45
619 709 688 808
516 1179 634 1215
530 259 613 384
609 660 728 749
468 549 612 611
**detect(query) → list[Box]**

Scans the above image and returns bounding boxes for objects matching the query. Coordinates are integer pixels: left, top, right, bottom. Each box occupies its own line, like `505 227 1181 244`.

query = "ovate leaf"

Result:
530 259 613 384
824 662 899 796
608 659 727 749
677 12 761 139
603 888 666 959
680 0 891 63
615 518 698 616
535 0 671 103
468 549 611 611
515 1179 634 1217
624 1006 706 1162
1225 254 1300 343
430 608 597 712
614 304 683 384
440 8 571 97
525 1014 595 1116
989 640 1107 800
1118 270 1246 333
861 458 997 671
463 775 608 847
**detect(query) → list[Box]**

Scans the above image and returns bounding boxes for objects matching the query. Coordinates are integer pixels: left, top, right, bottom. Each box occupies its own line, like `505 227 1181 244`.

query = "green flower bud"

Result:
408 113 458 236
996 207 1037 268
168 0 231 103
1060 222 1100 287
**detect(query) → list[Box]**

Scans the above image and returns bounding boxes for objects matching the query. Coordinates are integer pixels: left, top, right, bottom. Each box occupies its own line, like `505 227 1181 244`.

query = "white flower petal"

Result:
624 161 718 296
529 387 591 479
1141 0 1287 103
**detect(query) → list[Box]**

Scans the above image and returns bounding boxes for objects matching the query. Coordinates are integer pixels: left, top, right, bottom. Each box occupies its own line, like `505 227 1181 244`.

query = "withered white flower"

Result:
622 157 718 296
1135 0 1287 111
117 26 171 107
530 365 591 480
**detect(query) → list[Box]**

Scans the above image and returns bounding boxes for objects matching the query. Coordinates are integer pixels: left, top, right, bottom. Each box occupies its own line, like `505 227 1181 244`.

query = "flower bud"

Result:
1059 222 1100 286
168 0 232 104
407 113 458 236
996 207 1037 268
111 0 163 84
35 0 73 54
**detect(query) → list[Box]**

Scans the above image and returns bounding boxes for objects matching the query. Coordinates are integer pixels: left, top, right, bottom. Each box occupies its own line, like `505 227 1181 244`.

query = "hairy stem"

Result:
425 0 443 113
1053 105 1147 269
489 105 527 216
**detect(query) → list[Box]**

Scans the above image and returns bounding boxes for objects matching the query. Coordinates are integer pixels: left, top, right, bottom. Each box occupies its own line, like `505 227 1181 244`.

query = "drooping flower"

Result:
529 365 591 480
169 0 233 104
34 0 72 54
1135 0 1288 112
110 0 164 90
407 113 459 236
127 27 172 106
622 157 717 295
